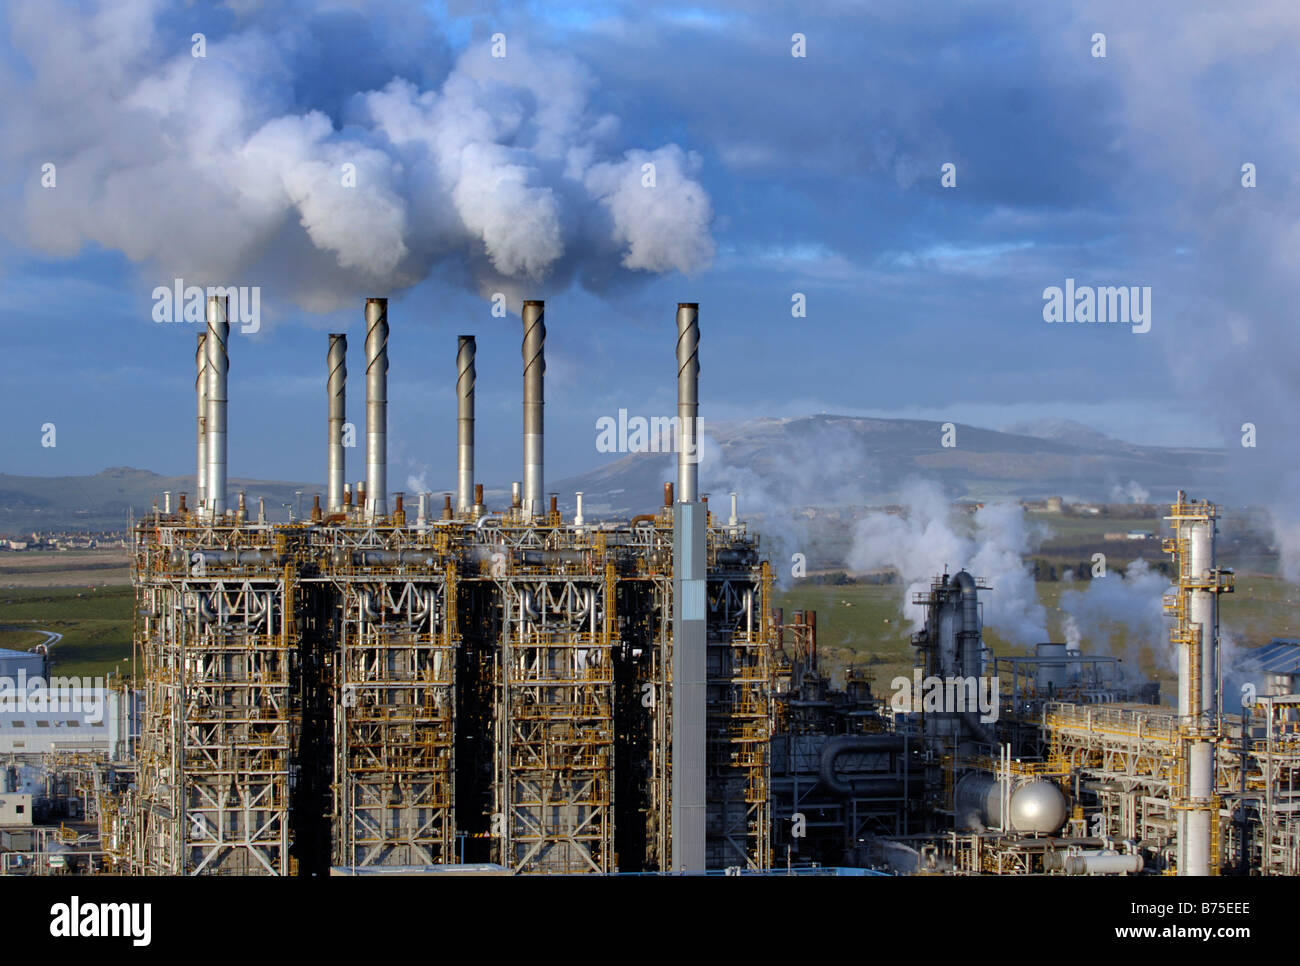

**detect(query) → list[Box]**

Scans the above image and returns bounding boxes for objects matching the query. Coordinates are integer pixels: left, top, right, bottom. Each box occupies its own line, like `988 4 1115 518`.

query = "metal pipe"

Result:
196 333 207 508
457 335 475 514
574 491 584 526
675 303 700 502
365 298 388 519
204 295 229 518
327 333 347 514
729 491 738 526
522 300 545 520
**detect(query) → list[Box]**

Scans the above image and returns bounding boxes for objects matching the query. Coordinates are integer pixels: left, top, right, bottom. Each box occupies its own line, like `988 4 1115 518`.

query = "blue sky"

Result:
1 0 1297 510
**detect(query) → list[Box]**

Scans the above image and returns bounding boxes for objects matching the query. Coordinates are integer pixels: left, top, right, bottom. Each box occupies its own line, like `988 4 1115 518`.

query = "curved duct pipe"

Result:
360 591 382 620
818 735 906 797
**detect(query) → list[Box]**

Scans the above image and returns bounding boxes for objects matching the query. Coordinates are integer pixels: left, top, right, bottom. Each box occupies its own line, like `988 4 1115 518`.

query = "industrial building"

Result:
1 292 1295 876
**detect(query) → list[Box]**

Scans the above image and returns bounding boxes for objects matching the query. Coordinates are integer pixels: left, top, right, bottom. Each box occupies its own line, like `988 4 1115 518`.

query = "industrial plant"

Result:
2 294 1297 876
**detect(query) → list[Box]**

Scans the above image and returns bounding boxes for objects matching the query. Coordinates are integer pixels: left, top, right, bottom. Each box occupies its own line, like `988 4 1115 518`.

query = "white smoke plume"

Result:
1109 480 1151 504
695 421 880 586
1059 559 1172 673
2 1 714 314
846 479 1048 647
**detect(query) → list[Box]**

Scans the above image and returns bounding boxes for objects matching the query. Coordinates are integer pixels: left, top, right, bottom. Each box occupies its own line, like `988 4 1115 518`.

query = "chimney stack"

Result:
196 333 207 508
457 335 476 515
364 298 388 519
204 295 230 518
327 334 347 514
676 303 700 503
522 300 545 520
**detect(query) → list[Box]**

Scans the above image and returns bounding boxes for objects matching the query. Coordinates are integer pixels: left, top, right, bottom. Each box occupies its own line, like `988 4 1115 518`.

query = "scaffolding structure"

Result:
115 498 773 874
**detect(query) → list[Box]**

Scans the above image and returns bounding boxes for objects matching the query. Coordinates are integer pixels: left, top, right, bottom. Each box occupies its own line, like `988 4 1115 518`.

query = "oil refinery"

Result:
0 293 1296 877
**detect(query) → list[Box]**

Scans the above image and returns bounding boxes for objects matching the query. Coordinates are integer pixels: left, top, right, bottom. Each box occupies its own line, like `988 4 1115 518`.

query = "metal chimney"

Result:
364 298 388 519
204 295 230 518
522 300 545 520
327 334 347 514
196 333 207 508
457 335 476 514
671 299 705 871
676 303 700 503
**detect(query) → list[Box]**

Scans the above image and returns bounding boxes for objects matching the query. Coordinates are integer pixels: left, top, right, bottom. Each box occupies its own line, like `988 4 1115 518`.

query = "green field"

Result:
0 585 134 680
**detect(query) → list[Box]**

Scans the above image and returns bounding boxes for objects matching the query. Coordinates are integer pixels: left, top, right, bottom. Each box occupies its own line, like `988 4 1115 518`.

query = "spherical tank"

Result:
1009 780 1067 834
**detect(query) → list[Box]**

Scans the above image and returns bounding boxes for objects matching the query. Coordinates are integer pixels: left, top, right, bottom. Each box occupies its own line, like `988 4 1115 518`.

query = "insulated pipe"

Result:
675 303 700 502
196 333 207 508
327 334 347 514
818 736 906 797
522 300 545 520
365 298 388 519
204 295 230 518
1044 851 1144 876
457 335 476 514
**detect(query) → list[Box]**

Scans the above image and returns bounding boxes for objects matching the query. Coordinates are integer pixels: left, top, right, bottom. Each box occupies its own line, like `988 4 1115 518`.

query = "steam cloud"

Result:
3 1 714 314
846 479 1048 647
1059 559 1171 673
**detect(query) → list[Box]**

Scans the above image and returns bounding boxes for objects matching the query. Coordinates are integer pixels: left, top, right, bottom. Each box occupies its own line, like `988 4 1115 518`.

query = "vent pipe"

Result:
522 300 545 520
364 298 388 519
196 333 207 508
574 491 584 526
676 303 700 503
204 295 230 518
327 334 347 514
457 335 476 514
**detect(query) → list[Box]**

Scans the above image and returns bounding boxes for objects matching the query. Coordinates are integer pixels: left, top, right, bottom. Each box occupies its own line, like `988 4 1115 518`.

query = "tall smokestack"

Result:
676 303 700 503
365 298 388 519
196 333 207 508
457 335 476 514
204 296 229 518
671 299 705 871
522 300 545 520
327 334 347 515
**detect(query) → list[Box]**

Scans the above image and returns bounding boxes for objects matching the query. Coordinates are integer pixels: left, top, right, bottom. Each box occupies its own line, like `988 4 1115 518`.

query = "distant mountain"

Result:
552 414 1224 517
0 467 320 534
0 416 1226 533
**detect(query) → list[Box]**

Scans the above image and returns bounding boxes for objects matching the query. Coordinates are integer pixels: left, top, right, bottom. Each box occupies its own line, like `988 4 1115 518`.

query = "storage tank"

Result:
955 772 1068 834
